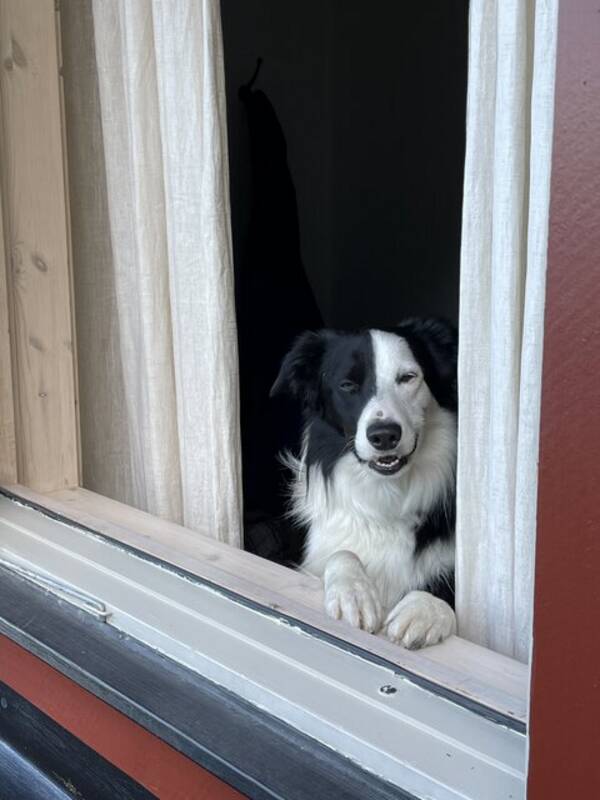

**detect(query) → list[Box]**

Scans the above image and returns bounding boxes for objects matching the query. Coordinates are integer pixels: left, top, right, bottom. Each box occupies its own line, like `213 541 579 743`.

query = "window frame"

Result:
0 0 527 725
3 0 597 797
0 494 526 800
0 483 528 727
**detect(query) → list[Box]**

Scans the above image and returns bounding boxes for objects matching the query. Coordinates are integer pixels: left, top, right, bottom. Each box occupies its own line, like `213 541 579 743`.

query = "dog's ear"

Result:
270 331 327 409
396 317 458 410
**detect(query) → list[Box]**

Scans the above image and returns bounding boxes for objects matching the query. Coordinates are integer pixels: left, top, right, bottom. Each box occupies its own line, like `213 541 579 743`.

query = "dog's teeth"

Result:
377 456 399 466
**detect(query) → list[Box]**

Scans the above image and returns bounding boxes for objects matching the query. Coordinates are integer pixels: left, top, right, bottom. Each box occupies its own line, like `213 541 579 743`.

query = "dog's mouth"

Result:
368 454 406 475
366 436 419 476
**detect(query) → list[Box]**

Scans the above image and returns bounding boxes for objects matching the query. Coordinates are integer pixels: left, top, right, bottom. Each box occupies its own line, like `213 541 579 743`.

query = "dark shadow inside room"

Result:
220 1 469 563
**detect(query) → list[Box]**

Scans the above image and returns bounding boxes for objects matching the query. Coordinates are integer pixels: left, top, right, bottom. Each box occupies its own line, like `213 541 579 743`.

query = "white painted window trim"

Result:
0 493 526 800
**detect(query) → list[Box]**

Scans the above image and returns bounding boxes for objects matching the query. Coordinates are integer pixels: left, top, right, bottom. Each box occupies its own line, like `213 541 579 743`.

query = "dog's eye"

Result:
396 372 417 385
339 379 359 394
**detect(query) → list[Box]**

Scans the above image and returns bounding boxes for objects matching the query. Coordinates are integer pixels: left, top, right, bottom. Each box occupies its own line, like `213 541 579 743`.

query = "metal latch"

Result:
0 557 111 622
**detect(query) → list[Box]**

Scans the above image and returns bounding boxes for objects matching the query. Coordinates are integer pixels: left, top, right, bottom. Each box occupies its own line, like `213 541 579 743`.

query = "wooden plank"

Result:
0 181 17 484
54 0 82 477
0 0 79 491
3 483 529 723
45 486 326 610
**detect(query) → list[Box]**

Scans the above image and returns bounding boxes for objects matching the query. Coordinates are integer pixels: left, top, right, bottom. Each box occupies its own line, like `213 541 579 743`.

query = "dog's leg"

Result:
323 550 382 632
384 590 456 649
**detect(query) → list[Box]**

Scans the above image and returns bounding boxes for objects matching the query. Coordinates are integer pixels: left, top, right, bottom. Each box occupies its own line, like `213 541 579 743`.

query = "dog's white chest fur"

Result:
304 497 428 610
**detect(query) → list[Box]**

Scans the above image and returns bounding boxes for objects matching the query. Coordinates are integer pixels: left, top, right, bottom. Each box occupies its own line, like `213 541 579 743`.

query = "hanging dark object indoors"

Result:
236 59 323 563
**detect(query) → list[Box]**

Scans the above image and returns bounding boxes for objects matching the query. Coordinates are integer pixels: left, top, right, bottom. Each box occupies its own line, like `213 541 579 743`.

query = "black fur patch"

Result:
414 497 456 556
395 318 458 411
272 330 376 479
424 570 456 609
414 498 456 606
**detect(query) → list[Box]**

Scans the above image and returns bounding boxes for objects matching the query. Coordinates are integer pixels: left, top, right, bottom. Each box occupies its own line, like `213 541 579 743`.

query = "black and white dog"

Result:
271 318 457 649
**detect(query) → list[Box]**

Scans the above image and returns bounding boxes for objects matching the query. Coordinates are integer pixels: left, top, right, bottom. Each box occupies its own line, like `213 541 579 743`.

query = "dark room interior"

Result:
220 1 469 559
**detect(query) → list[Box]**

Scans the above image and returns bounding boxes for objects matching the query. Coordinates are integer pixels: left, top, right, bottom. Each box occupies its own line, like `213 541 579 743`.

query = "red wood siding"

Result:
528 0 600 796
0 635 245 800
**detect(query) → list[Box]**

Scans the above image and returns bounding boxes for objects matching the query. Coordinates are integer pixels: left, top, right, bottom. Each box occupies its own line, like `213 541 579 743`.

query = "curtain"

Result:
61 0 242 547
456 0 558 661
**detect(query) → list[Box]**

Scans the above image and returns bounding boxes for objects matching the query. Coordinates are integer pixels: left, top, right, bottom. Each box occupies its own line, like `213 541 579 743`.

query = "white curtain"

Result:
61 0 242 547
456 0 558 661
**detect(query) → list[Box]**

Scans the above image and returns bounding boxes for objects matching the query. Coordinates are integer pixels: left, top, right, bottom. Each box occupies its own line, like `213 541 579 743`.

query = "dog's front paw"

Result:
384 590 456 649
325 577 383 633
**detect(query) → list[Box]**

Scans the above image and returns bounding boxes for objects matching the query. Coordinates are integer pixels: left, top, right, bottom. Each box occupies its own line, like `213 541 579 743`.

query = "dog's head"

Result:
271 318 457 477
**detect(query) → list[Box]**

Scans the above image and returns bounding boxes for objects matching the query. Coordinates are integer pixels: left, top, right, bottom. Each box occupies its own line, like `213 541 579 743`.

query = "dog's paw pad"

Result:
384 591 456 649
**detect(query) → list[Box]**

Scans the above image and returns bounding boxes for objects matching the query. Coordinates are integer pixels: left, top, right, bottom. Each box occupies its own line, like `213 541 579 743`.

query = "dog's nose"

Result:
366 422 402 451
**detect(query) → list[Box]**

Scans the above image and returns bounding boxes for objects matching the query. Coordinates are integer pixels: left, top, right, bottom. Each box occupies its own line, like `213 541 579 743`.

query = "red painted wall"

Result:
528 1 600 796
0 636 245 800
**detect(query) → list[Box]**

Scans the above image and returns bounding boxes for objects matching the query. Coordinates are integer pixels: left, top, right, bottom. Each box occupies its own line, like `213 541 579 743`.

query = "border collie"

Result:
271 318 457 649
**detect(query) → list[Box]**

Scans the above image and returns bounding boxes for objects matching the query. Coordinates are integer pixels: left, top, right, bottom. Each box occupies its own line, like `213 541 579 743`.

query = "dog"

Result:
270 318 457 649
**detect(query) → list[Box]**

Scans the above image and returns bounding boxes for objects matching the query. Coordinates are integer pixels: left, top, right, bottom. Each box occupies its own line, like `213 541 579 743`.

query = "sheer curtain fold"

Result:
62 0 242 546
456 0 558 661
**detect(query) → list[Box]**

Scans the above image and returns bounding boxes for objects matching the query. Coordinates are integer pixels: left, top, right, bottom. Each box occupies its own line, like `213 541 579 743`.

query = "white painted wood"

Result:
1 483 529 724
0 496 526 800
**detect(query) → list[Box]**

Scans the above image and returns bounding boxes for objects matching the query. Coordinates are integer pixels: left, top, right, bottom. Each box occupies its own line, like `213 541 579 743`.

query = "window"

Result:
3 1 589 797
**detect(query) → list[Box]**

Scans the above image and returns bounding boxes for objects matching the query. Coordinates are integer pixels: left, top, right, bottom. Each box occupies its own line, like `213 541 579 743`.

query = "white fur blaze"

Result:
384 590 456 649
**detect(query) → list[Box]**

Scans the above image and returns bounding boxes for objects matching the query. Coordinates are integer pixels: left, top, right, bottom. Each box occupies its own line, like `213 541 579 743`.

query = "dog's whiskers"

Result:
341 437 355 456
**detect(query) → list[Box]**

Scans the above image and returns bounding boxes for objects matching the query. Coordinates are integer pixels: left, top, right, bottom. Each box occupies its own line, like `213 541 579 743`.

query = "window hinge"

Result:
0 558 111 622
